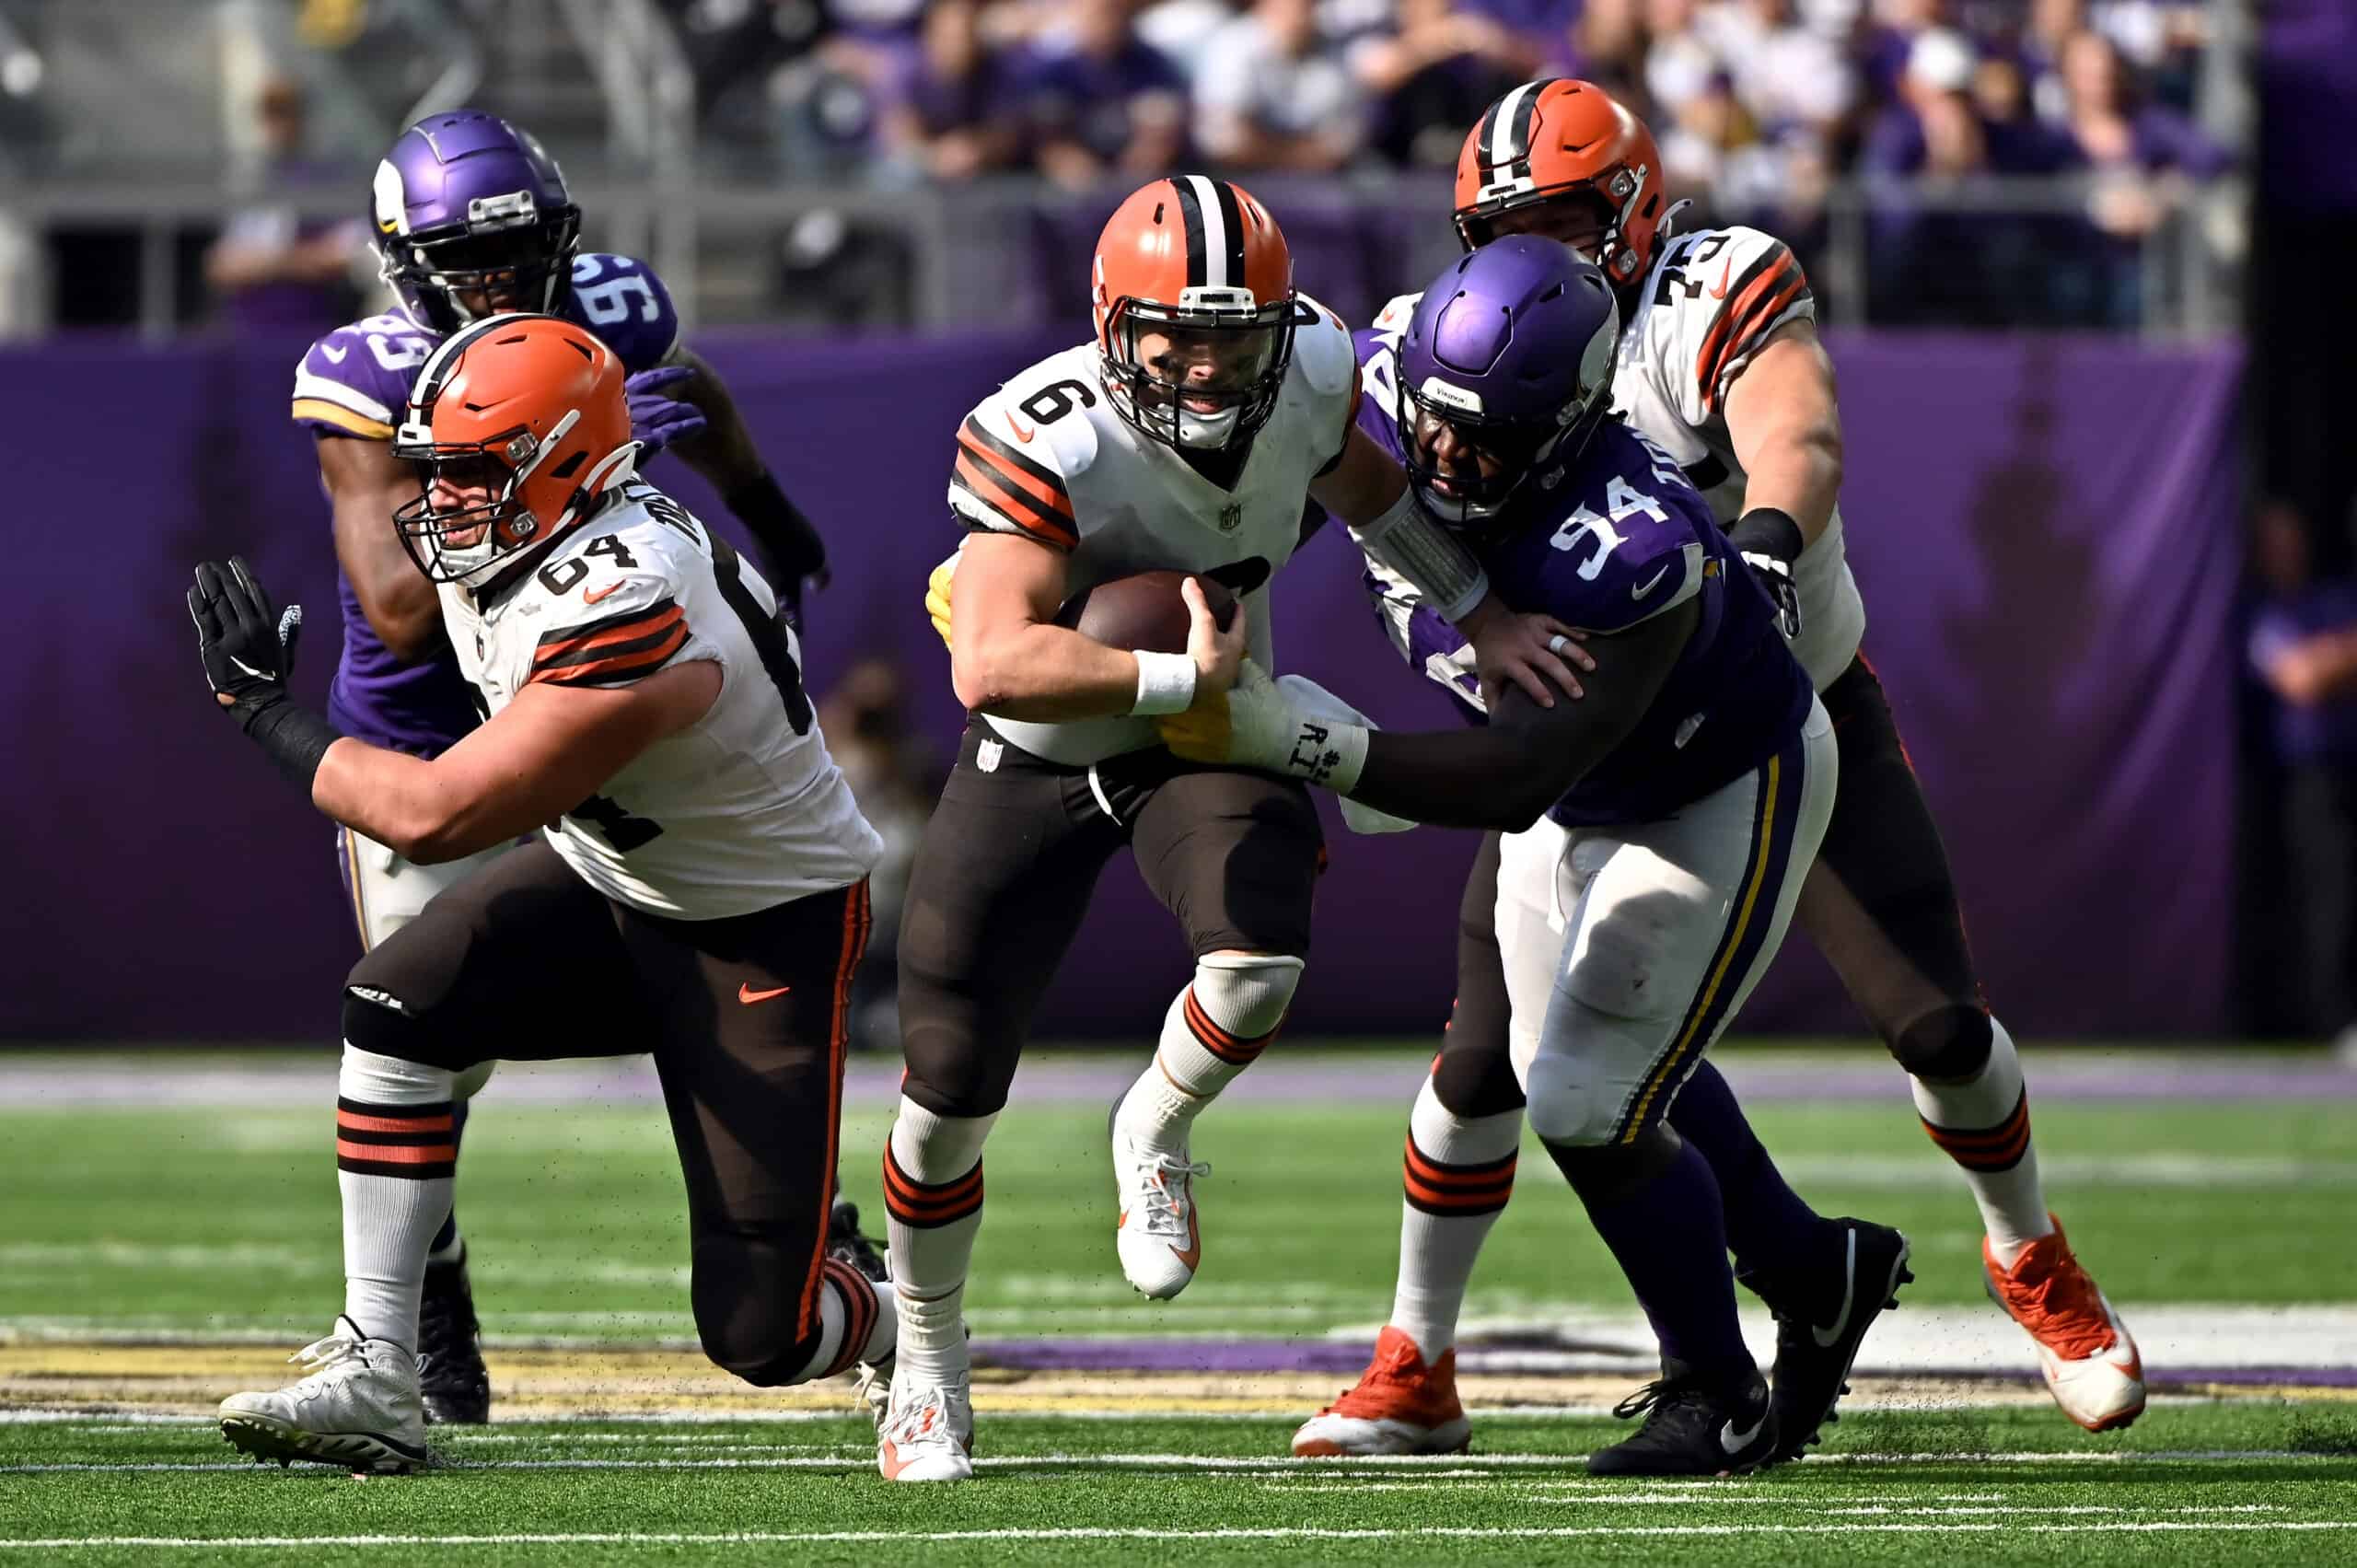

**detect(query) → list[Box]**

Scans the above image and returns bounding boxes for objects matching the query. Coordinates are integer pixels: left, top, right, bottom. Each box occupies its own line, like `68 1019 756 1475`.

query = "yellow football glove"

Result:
924 551 958 650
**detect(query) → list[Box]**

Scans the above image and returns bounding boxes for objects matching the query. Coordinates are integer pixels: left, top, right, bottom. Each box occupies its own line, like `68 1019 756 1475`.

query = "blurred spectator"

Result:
877 0 1024 182
2247 503 2357 1045
2050 27 2227 327
816 658 944 1053
1548 0 1650 109
1859 0 1958 110
1354 0 1543 168
1018 0 1190 190
1711 0 1854 141
1196 0 1368 173
1863 28 1987 180
203 76 364 335
1643 0 1721 128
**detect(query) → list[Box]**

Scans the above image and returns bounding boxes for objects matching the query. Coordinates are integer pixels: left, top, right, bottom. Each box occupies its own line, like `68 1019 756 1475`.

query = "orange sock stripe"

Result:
817 1260 877 1380
1401 1135 1515 1214
335 1109 455 1136
1922 1089 2033 1171
881 1146 985 1228
1183 988 1282 1066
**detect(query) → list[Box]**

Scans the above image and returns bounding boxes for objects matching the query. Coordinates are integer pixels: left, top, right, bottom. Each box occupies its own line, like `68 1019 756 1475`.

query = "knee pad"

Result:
1192 951 1304 1041
1523 1051 1618 1147
1890 1005 1992 1082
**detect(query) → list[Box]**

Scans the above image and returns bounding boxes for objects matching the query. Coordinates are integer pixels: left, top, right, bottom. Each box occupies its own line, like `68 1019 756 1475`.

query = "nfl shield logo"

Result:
1218 502 1243 534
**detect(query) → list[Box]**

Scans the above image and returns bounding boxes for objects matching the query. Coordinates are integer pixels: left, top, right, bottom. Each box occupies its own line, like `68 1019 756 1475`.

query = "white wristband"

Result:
1131 650 1199 716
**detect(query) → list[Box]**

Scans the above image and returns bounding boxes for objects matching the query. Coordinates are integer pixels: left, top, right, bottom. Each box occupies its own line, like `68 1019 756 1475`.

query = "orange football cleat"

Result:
1292 1328 1473 1457
1984 1215 2146 1432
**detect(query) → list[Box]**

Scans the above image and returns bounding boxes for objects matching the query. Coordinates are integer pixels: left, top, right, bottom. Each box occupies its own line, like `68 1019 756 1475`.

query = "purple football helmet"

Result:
371 110 582 334
1395 234 1620 529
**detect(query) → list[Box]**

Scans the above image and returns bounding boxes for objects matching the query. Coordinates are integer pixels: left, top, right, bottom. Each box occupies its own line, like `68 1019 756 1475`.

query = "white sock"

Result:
1120 953 1303 1144
335 1045 459 1347
1910 1016 2055 1267
881 1098 994 1387
1390 1076 1522 1358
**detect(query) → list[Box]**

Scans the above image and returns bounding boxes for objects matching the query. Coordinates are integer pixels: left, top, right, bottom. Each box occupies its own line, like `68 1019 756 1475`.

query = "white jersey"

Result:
946 298 1362 766
1374 224 1865 689
439 481 882 919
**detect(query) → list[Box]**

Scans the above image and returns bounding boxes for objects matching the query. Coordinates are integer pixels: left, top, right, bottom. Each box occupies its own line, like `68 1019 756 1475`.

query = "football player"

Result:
1164 238 1875 1476
878 176 1585 1482
289 110 840 1423
201 316 890 1473
1364 77 2142 1433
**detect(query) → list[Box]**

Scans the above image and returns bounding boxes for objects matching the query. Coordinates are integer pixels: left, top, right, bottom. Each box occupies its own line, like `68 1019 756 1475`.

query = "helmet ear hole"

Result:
549 450 588 481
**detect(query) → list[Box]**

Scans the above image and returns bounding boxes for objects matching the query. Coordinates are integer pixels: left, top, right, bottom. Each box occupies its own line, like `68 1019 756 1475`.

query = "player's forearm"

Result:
1737 418 1842 545
951 621 1144 722
663 350 767 493
311 740 532 865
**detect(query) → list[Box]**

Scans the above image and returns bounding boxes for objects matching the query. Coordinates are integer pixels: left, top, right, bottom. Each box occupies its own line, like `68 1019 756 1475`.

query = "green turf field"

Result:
5 1051 2355 1563
4 1091 2354 1337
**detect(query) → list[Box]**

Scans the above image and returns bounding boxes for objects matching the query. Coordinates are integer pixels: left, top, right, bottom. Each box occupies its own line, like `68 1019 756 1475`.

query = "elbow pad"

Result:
1350 490 1489 624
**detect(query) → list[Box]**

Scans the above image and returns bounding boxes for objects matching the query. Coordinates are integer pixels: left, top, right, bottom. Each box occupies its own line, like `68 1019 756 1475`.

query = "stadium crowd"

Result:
661 0 2226 324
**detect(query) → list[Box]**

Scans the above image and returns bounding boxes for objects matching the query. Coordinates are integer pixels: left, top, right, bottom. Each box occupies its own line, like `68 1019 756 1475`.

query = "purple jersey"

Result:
1351 328 1811 828
290 252 682 756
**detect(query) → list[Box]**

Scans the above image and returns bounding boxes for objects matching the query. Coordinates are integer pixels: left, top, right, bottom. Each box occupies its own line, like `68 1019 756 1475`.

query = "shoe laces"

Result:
884 1385 963 1447
1610 1375 1715 1427
1127 1152 1212 1239
828 1201 891 1284
2001 1244 2115 1360
288 1330 373 1386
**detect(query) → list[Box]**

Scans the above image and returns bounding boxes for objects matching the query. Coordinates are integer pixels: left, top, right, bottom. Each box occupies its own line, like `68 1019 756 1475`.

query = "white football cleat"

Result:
1109 1099 1210 1300
1293 1327 1472 1457
218 1316 433 1473
877 1374 974 1481
1984 1215 2147 1432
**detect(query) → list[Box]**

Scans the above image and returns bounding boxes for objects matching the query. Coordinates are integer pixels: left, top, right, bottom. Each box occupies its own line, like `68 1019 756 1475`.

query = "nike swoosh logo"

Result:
584 582 623 605
319 343 349 363
1719 1408 1768 1454
1006 412 1037 444
228 656 269 680
1631 562 1673 599
737 983 791 1005
1171 1207 1201 1272
1812 1227 1860 1349
1709 254 1736 300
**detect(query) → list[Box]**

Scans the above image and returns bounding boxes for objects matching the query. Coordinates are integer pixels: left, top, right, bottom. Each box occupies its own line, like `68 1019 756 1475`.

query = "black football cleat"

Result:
1741 1217 1911 1461
1587 1362 1781 1477
828 1199 890 1284
417 1246 491 1426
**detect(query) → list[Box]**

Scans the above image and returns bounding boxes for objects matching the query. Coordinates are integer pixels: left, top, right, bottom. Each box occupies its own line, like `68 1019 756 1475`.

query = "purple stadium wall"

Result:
0 327 2239 1042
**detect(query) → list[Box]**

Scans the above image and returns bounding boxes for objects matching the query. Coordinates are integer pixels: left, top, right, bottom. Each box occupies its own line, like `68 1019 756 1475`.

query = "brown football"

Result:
1053 570 1237 655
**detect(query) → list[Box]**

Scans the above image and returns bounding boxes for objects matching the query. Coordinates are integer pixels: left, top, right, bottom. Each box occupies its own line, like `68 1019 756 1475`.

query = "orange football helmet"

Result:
391 314 639 584
1453 78 1666 288
1091 175 1296 451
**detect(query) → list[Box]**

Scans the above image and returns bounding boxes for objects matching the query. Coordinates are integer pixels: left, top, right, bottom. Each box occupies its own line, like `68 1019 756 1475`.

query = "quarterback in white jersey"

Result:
874 175 1587 1484
1360 76 2143 1437
195 316 891 1474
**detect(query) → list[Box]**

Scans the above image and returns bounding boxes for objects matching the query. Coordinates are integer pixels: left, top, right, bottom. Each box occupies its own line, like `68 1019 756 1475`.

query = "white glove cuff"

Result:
1279 716 1369 795
1131 650 1199 716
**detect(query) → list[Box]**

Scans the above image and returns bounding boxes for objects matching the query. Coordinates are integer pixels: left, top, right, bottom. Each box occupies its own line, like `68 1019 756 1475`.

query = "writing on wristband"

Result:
1283 717 1368 794
1132 649 1199 715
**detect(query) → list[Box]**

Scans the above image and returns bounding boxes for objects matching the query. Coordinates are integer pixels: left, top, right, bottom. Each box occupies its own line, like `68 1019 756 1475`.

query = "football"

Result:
1054 569 1237 654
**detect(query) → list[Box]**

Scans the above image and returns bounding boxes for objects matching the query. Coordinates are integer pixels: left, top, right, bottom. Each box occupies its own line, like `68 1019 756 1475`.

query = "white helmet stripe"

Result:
1488 80 1540 168
1186 174 1229 290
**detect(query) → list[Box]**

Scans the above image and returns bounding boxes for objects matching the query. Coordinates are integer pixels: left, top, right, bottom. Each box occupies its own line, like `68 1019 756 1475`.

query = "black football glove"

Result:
189 556 302 726
1727 507 1805 642
189 557 343 792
